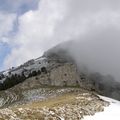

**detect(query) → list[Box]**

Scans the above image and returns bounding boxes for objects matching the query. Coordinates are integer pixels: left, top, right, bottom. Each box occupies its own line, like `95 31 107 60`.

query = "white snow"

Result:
83 95 120 120
0 56 49 82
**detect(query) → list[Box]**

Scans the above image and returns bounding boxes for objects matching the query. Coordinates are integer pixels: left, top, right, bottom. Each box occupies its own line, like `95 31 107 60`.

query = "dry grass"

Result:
15 92 77 109
0 90 108 120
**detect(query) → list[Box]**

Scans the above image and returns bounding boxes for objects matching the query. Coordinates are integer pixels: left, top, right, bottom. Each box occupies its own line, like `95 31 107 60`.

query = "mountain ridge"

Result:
0 44 119 119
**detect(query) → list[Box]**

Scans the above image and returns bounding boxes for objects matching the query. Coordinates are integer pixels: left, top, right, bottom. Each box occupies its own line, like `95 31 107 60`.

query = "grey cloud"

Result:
69 0 120 12
60 27 120 81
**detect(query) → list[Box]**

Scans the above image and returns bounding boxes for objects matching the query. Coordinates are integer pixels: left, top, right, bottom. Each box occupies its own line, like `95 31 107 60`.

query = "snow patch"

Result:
83 95 120 120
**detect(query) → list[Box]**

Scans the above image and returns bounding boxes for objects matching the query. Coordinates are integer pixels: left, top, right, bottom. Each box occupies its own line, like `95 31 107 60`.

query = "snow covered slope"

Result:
84 95 120 120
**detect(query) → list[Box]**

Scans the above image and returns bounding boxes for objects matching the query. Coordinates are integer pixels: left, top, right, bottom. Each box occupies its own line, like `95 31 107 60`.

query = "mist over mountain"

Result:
45 27 120 82
2 0 120 72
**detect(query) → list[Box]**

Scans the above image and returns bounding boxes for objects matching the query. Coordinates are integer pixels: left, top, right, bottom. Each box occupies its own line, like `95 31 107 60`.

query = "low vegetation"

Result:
0 89 109 120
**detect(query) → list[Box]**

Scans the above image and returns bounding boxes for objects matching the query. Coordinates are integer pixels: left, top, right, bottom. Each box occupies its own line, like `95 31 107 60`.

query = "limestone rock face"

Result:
22 63 81 87
49 63 80 86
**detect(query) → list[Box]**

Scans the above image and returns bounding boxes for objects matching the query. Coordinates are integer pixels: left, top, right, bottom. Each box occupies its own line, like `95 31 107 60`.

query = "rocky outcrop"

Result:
44 47 120 100
49 63 80 86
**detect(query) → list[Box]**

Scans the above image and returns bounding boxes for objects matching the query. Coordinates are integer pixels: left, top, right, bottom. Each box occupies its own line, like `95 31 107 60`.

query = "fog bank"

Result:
55 27 120 81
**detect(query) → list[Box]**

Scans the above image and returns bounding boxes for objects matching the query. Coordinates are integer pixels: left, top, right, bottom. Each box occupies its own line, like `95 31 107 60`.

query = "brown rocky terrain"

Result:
0 88 109 120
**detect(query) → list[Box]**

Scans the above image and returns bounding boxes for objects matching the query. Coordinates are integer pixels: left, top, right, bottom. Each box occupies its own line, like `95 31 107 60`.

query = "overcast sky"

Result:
1 0 120 80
